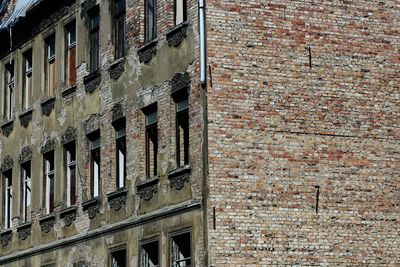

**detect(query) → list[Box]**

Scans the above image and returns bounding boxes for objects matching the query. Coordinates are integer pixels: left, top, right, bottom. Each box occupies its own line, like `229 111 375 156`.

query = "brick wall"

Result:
206 1 400 265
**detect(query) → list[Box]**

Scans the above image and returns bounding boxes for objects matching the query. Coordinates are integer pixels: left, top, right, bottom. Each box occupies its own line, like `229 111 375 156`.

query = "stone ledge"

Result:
166 22 189 47
108 57 125 80
82 197 101 219
138 39 158 63
137 177 159 201
59 206 77 227
107 188 128 211
0 229 12 247
62 85 77 97
16 222 32 241
83 71 101 93
39 214 56 233
19 109 33 128
41 97 56 116
1 119 14 137
168 166 191 190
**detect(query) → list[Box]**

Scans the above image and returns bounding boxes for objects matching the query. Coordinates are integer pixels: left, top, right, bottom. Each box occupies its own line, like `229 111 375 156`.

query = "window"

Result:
174 0 187 25
115 121 126 188
22 49 33 110
171 232 191 267
112 0 126 59
64 141 76 206
3 170 12 229
45 34 56 97
4 61 14 120
65 21 77 87
21 161 31 222
44 150 55 214
140 240 159 267
88 8 100 73
145 0 156 42
90 133 100 198
110 247 126 267
145 107 157 178
175 96 189 167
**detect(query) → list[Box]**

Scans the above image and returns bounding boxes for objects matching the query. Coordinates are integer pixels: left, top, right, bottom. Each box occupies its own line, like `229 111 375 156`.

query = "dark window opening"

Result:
171 232 191 267
110 248 126 267
144 107 157 178
145 0 156 42
44 150 55 214
114 120 126 188
64 141 76 206
174 0 187 25
45 34 56 97
65 21 77 86
21 161 31 222
3 169 12 229
88 8 100 73
113 0 126 59
22 49 33 110
141 240 159 267
175 96 189 167
89 133 101 198
4 61 14 120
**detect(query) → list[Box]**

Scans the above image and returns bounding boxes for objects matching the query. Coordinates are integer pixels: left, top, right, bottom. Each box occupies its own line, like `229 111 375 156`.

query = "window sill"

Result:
1 119 14 137
60 206 77 226
168 165 191 190
16 222 32 241
107 188 128 211
137 177 159 201
166 21 189 47
108 57 125 80
83 71 101 93
62 85 77 97
138 39 158 63
0 229 12 247
82 197 101 219
39 214 56 233
19 109 33 128
41 96 56 117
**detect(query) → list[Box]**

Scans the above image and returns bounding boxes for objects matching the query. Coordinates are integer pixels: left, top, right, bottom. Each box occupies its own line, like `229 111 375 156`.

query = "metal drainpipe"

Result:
199 0 206 87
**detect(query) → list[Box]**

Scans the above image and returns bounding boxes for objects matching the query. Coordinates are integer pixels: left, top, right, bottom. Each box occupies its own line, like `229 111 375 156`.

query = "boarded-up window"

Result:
22 49 33 110
45 35 56 97
66 21 76 86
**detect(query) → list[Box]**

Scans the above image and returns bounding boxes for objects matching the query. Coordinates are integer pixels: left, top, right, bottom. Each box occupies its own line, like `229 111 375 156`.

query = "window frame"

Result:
139 238 160 267
88 7 100 73
175 96 189 168
45 34 56 97
144 106 158 178
170 230 192 267
22 49 33 111
114 119 126 189
4 60 14 120
3 169 13 229
21 161 32 222
112 0 126 60
109 245 127 267
89 132 101 198
174 0 187 26
65 20 77 87
144 0 157 42
44 150 55 214
64 141 76 207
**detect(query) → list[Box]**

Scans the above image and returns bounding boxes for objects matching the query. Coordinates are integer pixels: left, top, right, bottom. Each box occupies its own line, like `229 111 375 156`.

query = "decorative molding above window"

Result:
108 58 125 80
83 71 101 93
81 0 97 17
17 222 32 241
82 197 100 219
166 22 189 47
1 155 13 172
19 109 33 128
19 146 32 164
1 119 13 137
107 188 128 211
40 138 56 154
39 214 55 233
41 97 56 116
60 206 77 227
171 72 190 96
61 127 77 144
168 166 191 190
137 177 159 201
0 229 12 247
112 103 124 123
84 113 101 136
138 39 158 64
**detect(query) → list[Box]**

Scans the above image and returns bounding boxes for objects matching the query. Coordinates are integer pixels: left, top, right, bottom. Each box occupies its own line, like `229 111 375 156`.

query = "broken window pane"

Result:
171 232 191 267
141 240 159 267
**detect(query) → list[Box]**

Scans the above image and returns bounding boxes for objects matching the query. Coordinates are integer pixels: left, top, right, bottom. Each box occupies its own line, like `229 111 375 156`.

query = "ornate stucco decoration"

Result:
40 138 56 154
171 72 190 96
84 71 101 93
19 146 32 164
39 215 55 233
112 103 124 123
0 230 12 247
108 58 125 80
168 166 191 190
19 109 33 128
81 0 97 17
166 22 189 47
137 178 159 201
1 155 13 172
61 127 77 144
41 97 56 116
138 39 158 63
107 188 128 211
82 197 100 220
84 114 101 136
33 5 71 35
60 206 77 227
1 120 13 137
17 222 32 241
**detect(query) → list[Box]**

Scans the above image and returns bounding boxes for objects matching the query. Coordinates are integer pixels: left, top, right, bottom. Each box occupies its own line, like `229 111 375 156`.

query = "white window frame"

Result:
45 153 55 214
21 162 31 222
4 172 12 229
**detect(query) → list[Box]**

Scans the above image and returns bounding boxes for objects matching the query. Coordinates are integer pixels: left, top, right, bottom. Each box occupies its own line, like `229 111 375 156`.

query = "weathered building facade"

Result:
0 0 399 266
